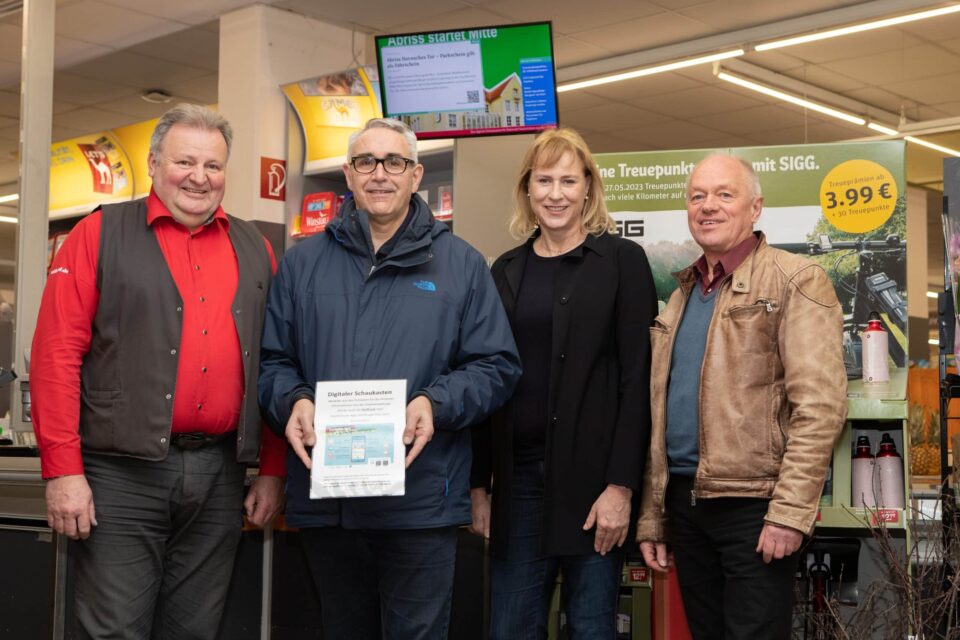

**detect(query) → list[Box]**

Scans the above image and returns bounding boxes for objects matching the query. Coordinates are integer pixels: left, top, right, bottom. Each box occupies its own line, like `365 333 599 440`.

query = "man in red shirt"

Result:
31 103 285 639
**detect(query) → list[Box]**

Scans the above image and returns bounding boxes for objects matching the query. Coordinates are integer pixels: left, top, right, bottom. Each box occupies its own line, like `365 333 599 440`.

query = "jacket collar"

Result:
326 193 444 263
500 230 608 299
675 231 767 295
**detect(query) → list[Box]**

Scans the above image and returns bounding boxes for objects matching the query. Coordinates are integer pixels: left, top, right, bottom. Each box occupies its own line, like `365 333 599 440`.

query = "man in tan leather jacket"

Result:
637 154 847 640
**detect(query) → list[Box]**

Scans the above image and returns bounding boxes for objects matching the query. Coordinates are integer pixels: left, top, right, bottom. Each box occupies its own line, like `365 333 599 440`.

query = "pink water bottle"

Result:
861 311 890 383
851 435 875 508
874 433 905 509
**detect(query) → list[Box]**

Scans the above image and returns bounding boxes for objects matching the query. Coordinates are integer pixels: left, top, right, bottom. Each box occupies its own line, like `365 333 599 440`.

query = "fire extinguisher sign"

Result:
260 157 287 201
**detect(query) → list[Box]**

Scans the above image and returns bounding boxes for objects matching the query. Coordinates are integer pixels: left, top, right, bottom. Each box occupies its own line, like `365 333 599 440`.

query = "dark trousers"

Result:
666 475 799 640
489 461 623 640
300 525 459 640
73 439 245 640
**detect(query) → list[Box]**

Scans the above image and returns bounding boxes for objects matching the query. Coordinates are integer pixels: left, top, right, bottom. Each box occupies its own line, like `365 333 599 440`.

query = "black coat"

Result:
472 232 658 557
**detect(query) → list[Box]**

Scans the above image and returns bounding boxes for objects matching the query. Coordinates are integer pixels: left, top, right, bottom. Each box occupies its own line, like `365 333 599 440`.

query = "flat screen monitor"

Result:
375 22 558 140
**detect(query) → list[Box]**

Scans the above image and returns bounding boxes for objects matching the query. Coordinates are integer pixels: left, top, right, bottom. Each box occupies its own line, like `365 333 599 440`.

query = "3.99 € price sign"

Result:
819 159 897 234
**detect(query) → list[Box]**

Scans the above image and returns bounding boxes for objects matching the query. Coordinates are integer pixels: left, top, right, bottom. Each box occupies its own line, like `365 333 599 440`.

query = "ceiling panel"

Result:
53 72 141 105
677 0 858 32
778 64 867 94
484 0 662 35
54 106 138 132
694 103 830 135
389 7 513 36
551 35 614 68
126 26 219 71
276 0 475 33
573 11 712 55
843 86 913 117
97 0 253 25
65 50 210 89
96 94 180 121
556 90 609 113
55 0 184 49
562 102 672 133
163 73 220 104
886 71 960 107
628 84 766 120
822 44 960 87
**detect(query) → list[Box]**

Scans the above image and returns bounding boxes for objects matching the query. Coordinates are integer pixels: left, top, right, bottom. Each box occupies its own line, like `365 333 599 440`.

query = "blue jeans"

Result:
490 461 623 640
300 525 458 640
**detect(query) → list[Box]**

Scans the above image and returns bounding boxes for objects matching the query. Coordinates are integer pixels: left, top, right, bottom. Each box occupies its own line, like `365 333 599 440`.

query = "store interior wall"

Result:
453 134 535 264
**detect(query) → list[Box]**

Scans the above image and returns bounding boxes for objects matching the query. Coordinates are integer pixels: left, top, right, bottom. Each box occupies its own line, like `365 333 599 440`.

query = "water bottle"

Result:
874 433 905 509
851 435 875 508
861 311 890 383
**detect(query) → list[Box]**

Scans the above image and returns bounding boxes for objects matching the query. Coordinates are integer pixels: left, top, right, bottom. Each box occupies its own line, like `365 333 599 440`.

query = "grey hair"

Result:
348 118 418 161
149 103 233 158
686 153 763 199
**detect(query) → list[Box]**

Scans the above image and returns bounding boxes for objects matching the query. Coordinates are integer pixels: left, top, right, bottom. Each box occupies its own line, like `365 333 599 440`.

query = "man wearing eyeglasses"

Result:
259 118 520 640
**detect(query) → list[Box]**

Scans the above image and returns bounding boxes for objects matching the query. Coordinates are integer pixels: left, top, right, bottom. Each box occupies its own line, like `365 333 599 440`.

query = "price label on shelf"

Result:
818 159 897 233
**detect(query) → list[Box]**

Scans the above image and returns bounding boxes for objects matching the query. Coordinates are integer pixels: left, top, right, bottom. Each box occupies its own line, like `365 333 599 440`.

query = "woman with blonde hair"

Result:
471 128 657 639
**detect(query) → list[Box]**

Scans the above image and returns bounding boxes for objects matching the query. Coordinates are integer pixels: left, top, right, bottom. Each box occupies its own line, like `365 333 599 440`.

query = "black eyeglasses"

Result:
350 155 416 175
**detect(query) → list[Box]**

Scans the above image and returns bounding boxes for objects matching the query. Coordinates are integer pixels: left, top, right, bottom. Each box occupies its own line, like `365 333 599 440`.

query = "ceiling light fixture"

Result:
716 71 866 125
141 89 173 104
0 216 16 224
756 3 960 51
718 69 960 156
867 122 899 136
904 135 960 157
557 49 745 93
0 193 18 204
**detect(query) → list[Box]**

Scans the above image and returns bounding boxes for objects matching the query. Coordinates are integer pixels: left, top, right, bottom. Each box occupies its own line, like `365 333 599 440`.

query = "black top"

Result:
512 246 563 462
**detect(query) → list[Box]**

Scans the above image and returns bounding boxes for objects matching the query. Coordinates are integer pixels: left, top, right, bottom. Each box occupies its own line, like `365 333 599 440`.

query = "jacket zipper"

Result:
757 297 774 312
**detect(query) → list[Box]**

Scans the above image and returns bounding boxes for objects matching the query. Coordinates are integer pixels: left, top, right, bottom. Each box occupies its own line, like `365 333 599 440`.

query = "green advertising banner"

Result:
596 140 907 365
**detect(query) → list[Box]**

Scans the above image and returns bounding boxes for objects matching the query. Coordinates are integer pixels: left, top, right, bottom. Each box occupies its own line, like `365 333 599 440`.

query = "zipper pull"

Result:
368 264 375 277
690 489 697 506
758 298 773 312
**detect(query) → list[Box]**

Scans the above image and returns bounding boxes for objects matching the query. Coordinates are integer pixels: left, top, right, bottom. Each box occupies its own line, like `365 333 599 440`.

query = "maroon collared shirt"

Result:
692 233 759 295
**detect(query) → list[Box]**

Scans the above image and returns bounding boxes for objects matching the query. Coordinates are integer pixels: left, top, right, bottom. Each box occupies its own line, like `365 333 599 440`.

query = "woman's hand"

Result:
583 484 632 555
469 488 491 539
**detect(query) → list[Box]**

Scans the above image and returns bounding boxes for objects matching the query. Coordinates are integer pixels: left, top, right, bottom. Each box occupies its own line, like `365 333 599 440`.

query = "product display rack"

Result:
817 368 910 530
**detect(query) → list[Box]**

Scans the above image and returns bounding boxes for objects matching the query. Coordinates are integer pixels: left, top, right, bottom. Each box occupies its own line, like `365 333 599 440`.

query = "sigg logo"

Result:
413 280 437 292
49 267 70 275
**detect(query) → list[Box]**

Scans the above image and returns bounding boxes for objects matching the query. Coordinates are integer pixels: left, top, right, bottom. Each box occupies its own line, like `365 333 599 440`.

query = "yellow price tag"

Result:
819 159 897 233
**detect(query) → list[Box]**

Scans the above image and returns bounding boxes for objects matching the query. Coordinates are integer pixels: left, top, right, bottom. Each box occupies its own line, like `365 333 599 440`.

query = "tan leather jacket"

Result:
637 234 847 541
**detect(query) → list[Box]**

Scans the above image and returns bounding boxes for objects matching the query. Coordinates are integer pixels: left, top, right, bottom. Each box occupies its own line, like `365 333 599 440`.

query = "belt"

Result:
170 431 234 450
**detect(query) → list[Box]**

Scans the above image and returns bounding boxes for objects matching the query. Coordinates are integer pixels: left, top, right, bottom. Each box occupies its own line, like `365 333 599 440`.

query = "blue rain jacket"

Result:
259 194 520 528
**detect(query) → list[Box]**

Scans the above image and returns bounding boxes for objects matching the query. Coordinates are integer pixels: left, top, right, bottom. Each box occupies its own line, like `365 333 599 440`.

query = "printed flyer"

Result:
311 379 406 499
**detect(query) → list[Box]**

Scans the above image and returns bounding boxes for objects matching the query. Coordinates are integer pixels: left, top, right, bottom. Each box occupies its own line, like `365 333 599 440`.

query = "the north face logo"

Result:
413 280 437 292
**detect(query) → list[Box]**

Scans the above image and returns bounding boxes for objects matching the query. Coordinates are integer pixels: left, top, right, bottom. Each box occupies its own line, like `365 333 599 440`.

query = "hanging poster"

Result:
49 131 135 216
282 66 383 173
596 140 907 367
